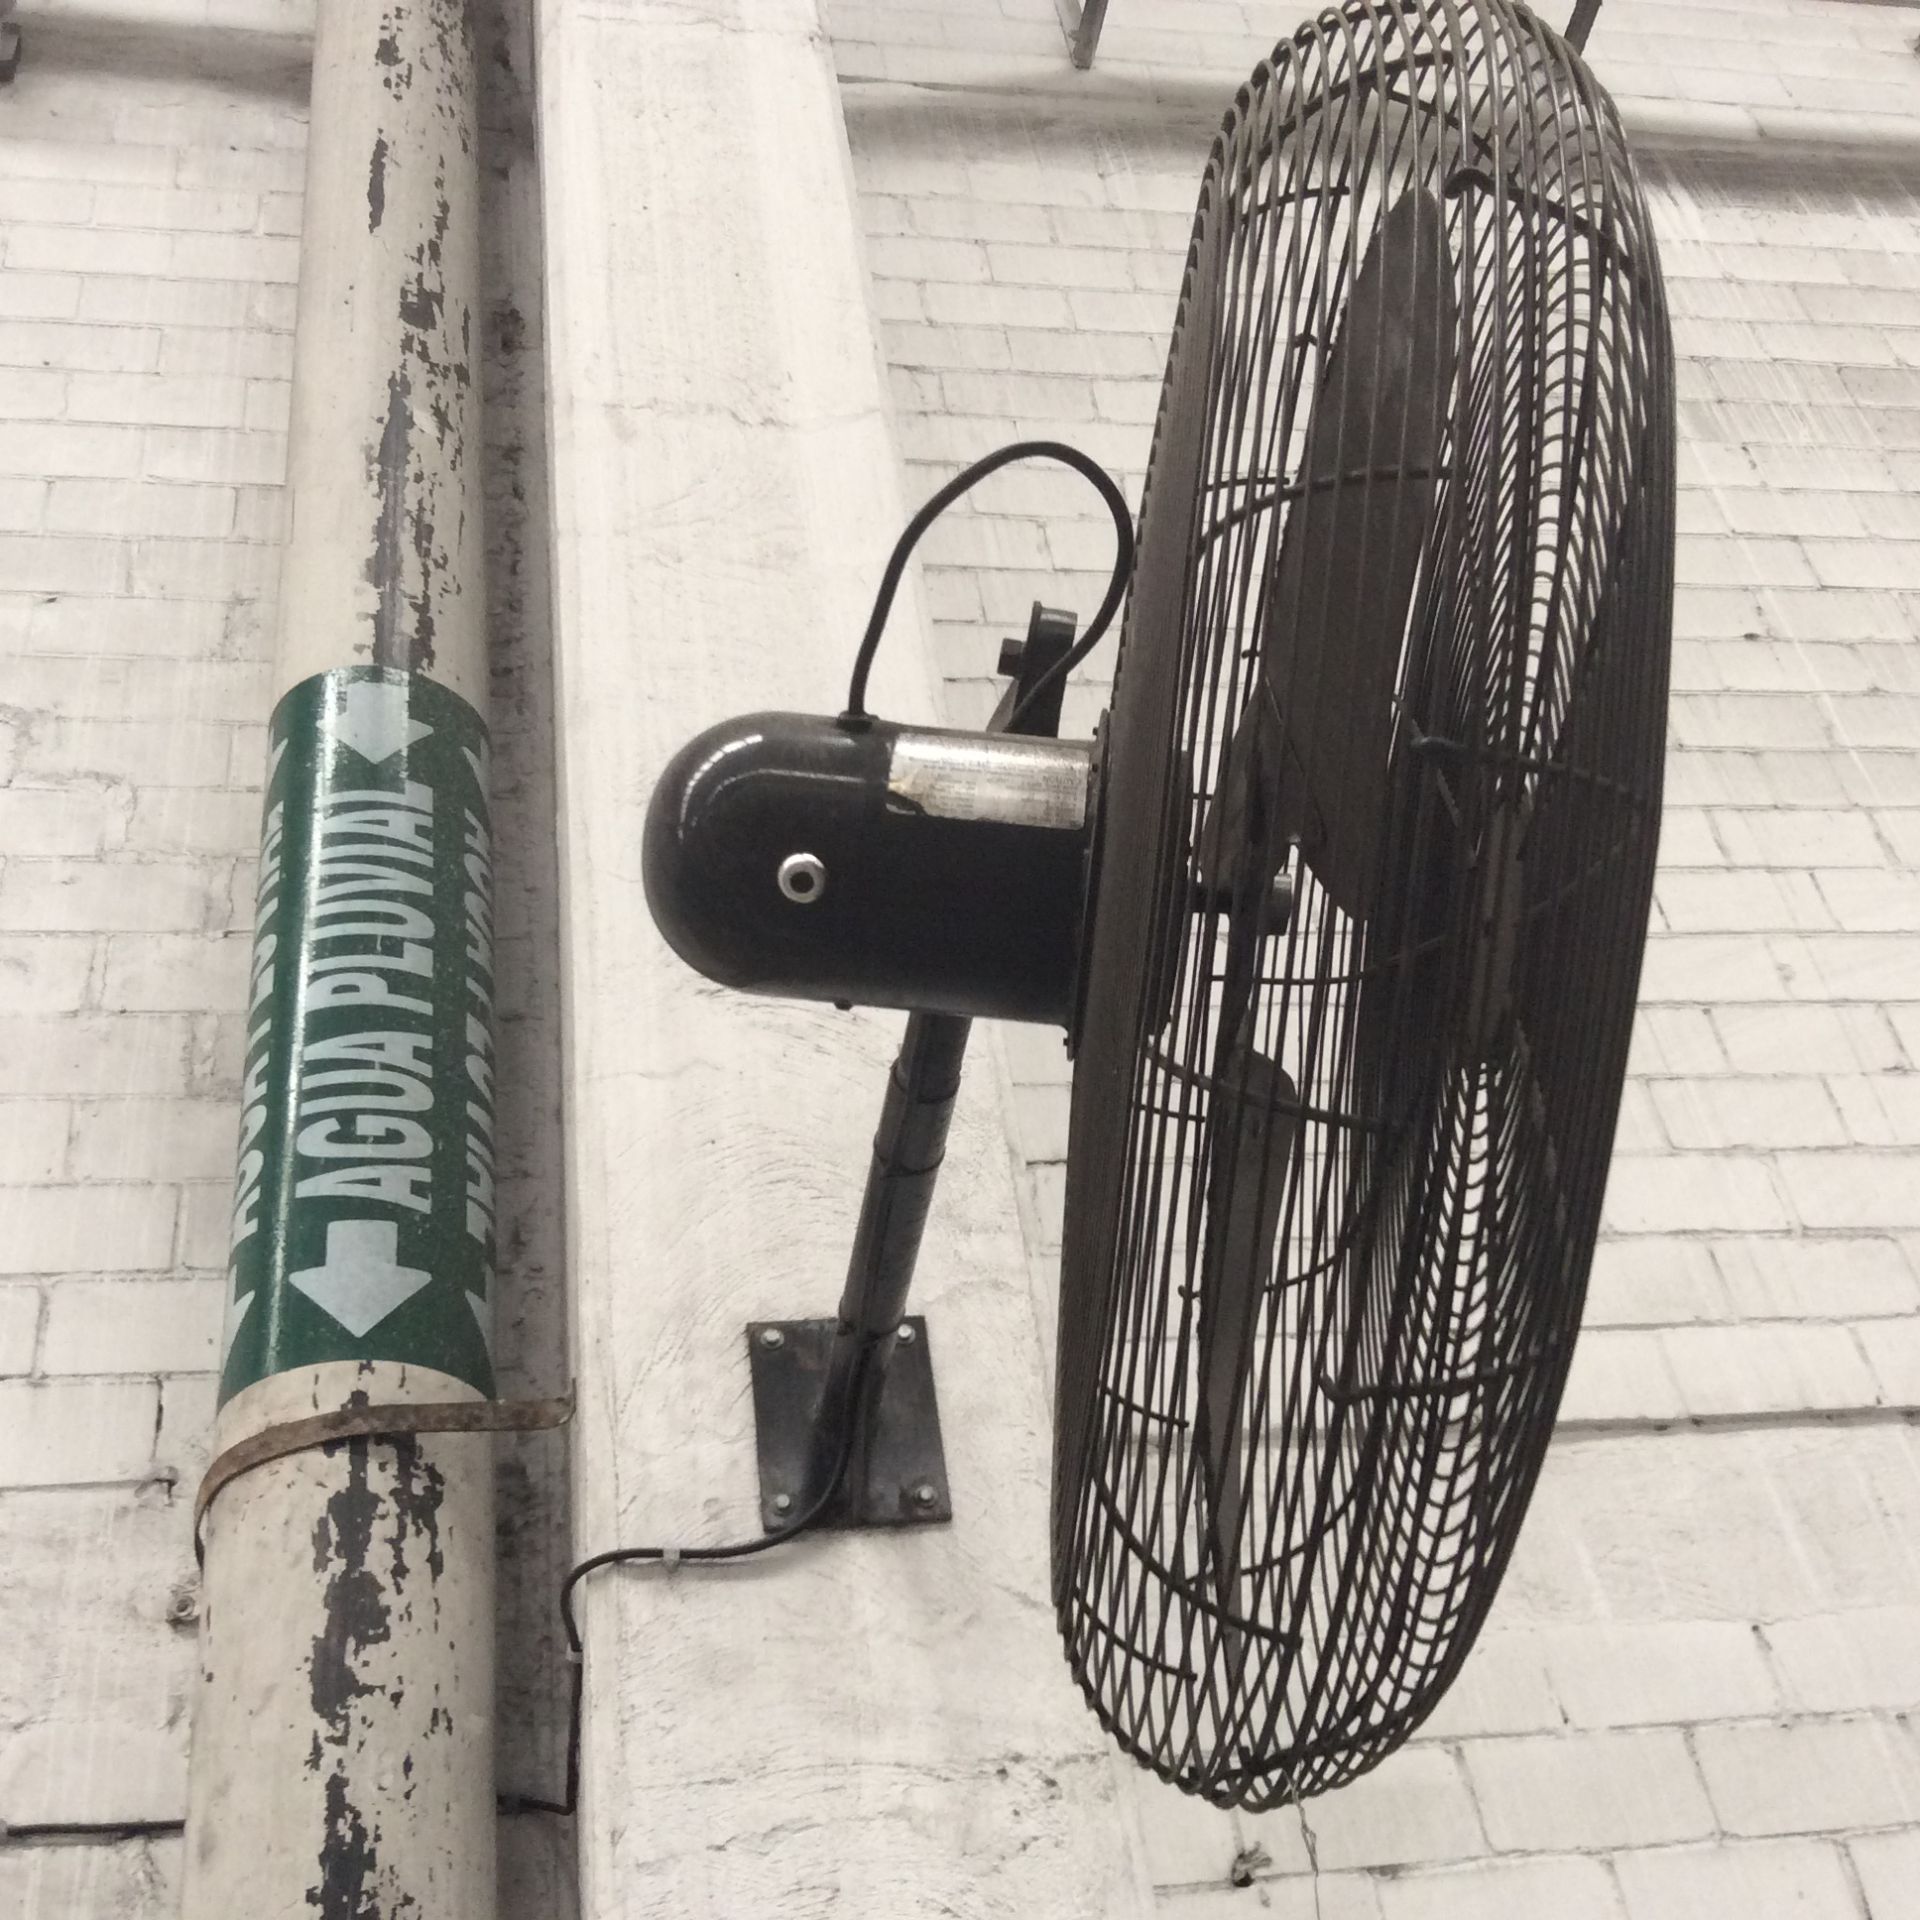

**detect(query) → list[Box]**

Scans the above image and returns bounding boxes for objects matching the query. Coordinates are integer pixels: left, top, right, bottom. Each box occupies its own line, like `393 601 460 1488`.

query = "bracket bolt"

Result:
910 1481 939 1511
771 1492 794 1516
758 1326 785 1350
895 1323 916 1345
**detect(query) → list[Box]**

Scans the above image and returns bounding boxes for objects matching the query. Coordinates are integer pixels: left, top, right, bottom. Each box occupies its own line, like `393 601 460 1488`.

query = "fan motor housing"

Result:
643 711 1094 1025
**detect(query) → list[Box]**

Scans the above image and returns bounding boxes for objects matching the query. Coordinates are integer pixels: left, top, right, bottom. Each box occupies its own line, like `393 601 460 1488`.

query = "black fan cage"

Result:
1054 0 1675 1805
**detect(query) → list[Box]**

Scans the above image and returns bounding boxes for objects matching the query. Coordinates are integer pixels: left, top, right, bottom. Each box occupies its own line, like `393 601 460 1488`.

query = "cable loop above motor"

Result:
840 439 1135 731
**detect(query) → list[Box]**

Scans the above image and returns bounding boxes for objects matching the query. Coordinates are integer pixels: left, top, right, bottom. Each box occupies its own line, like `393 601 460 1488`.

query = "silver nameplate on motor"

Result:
887 730 1091 831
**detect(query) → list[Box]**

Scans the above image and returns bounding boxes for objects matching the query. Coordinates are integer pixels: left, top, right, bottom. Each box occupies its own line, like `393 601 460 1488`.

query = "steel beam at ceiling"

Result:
1053 0 1109 70
1053 1 1605 70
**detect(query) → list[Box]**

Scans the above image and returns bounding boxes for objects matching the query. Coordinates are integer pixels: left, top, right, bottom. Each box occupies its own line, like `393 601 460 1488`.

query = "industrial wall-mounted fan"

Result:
640 0 1673 1808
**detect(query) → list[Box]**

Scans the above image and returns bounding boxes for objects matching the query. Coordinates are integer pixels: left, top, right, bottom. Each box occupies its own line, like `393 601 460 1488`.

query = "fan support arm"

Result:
748 607 1080 1531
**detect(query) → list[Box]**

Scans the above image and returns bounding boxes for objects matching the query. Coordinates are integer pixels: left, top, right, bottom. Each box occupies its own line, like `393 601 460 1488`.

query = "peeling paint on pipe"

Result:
182 4 496 1916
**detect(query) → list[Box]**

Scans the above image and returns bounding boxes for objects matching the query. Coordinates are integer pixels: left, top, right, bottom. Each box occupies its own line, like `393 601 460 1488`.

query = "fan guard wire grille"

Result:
1054 0 1674 1806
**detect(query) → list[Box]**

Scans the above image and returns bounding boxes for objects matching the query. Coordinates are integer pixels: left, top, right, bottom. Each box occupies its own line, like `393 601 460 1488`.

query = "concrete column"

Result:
183 4 497 1916
534 0 1153 1911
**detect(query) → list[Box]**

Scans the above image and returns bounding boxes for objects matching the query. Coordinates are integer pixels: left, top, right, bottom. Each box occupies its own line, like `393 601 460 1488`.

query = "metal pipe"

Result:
183 4 497 1915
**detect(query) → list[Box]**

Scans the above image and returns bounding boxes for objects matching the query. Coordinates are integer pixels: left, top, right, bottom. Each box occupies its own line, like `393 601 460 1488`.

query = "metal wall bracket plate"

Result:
746 1317 952 1532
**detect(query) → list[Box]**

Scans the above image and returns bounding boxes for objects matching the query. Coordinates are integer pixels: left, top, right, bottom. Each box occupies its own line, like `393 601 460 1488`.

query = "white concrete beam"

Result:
14 0 311 34
6 0 313 81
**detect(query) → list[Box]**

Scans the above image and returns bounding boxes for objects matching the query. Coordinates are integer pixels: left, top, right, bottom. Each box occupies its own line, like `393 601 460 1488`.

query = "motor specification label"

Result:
219 666 497 1405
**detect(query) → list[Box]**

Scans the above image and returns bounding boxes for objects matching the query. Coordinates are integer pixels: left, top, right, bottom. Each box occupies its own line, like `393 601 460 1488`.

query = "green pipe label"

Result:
219 667 497 1405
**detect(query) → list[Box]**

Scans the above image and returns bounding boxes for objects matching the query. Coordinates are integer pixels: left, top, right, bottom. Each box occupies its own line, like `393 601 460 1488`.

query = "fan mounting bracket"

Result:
746 1317 953 1531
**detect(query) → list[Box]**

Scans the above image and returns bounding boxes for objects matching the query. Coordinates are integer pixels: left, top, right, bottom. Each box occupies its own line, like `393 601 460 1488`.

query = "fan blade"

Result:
1193 689 1280 899
1201 186 1457 922
1195 1046 1299 1595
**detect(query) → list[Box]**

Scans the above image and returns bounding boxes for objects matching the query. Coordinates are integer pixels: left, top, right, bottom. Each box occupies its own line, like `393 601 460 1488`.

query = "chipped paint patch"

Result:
368 134 389 232
367 369 414 668
310 1437 390 1734
386 1435 448 1591
305 1429 450 1915
309 1436 390 1913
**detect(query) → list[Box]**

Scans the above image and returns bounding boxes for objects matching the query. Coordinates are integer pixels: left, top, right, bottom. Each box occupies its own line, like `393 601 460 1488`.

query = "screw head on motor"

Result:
777 851 827 904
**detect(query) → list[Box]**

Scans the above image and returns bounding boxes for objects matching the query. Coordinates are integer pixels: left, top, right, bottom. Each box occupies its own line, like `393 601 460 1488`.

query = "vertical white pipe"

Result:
183 3 496 1914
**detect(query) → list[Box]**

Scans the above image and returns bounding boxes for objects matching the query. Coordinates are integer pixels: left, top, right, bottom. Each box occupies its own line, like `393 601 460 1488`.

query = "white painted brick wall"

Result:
831 0 1920 1911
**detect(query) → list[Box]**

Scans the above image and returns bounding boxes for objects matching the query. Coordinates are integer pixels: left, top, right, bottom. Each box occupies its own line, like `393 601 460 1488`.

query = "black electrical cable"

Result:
0 1819 187 1844
500 1344 884 1818
841 440 1135 732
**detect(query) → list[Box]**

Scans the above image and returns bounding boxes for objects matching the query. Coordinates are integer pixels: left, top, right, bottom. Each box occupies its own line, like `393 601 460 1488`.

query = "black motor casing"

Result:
643 712 1094 1026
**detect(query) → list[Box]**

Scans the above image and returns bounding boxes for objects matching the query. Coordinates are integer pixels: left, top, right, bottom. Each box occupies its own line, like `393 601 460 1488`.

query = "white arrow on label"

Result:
467 1287 492 1362
335 679 434 765
289 1219 432 1338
